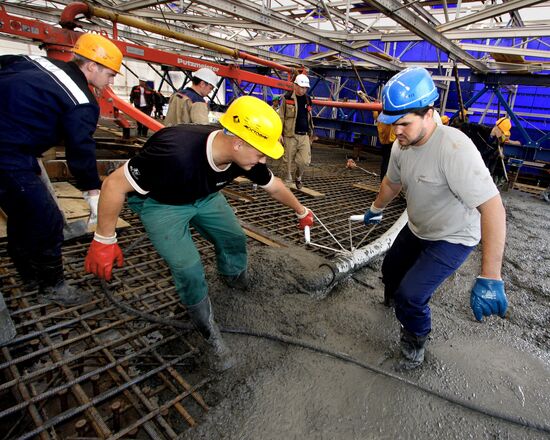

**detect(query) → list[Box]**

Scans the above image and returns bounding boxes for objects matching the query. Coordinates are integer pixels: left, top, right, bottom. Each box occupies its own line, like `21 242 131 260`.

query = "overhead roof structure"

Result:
2 0 550 74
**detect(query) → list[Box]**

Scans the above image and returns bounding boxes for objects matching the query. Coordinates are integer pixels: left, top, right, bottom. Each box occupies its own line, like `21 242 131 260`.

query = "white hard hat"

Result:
193 68 219 87
294 74 310 88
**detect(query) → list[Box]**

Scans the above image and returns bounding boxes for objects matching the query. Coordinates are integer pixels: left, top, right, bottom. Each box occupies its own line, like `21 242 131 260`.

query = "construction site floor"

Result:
1 145 549 439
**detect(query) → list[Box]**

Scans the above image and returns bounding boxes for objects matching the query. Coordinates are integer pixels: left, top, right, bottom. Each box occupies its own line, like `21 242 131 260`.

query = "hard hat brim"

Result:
377 111 405 125
255 140 284 160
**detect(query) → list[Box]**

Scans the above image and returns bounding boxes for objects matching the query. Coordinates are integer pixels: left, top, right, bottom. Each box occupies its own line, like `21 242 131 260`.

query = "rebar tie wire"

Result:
306 212 376 254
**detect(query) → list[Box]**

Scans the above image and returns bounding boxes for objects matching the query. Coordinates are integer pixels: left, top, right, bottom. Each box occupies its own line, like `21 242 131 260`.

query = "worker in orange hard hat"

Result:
441 115 450 125
455 115 521 186
0 32 122 307
492 116 512 141
85 96 315 372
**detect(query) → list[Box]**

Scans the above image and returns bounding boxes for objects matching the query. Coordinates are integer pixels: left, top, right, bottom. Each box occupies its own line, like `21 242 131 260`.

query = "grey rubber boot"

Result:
0 291 17 345
33 255 92 307
398 327 428 370
187 296 236 372
221 270 249 290
41 281 93 307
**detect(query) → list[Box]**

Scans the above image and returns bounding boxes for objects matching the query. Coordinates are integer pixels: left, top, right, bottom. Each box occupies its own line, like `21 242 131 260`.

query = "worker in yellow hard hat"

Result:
0 32 122 307
441 115 450 125
85 95 315 372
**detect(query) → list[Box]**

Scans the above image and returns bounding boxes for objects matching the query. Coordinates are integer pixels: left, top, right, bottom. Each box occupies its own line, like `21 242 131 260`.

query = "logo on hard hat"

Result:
232 115 240 123
243 122 268 140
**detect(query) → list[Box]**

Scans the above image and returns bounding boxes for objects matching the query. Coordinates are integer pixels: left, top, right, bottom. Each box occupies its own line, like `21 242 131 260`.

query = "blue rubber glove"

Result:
364 202 384 225
470 277 508 322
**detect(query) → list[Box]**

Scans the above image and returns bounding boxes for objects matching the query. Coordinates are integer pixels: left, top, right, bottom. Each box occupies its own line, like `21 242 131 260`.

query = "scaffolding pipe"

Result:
61 2 294 74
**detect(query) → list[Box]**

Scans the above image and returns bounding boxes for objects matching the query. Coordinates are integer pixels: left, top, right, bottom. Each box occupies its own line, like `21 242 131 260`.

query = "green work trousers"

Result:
128 192 247 306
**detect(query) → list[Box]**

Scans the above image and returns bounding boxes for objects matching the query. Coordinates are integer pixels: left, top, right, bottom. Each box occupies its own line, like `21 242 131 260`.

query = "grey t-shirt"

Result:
386 125 499 246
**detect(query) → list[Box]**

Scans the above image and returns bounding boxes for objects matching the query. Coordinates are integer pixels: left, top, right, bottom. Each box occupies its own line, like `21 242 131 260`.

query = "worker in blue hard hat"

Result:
361 67 507 370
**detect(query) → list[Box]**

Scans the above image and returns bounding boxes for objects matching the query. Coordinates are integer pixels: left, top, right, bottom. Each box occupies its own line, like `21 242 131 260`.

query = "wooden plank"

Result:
239 220 290 248
242 228 283 248
52 181 82 198
233 176 251 185
221 188 255 203
353 182 380 193
491 53 525 64
44 159 127 180
513 182 545 195
0 182 130 238
283 181 325 197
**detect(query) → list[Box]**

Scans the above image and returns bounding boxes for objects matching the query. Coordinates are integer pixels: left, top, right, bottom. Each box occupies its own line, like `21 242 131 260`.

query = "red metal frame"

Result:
0 4 382 135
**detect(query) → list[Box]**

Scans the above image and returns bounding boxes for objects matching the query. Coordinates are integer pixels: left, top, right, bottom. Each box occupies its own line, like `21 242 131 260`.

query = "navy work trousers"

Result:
0 170 63 267
382 224 474 337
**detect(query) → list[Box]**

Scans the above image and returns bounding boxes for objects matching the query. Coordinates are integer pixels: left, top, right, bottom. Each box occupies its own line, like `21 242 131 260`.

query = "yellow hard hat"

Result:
73 33 123 74
441 115 450 125
495 117 512 136
219 96 284 159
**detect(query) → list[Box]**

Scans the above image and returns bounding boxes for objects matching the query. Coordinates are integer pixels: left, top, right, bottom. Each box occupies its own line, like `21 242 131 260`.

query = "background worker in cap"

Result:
0 33 122 306
130 78 155 136
278 73 315 189
165 67 219 126
85 96 315 371
361 67 507 370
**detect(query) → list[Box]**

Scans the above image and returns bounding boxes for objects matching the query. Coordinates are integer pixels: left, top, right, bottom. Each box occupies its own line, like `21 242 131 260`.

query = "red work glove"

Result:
85 233 124 281
296 207 314 230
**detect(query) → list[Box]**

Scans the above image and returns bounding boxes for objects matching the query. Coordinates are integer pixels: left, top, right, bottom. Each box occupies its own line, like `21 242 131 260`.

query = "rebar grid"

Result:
0 147 405 438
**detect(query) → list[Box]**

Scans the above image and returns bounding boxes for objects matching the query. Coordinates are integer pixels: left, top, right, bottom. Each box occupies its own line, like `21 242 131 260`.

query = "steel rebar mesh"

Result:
0 145 406 438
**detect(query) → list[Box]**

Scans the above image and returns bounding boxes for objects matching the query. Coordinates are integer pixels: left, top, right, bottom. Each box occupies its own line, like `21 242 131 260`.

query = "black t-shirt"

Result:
125 125 273 205
294 94 309 134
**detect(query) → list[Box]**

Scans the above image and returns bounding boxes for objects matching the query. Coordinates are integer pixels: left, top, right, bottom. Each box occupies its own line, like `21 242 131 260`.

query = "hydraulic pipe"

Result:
304 211 408 297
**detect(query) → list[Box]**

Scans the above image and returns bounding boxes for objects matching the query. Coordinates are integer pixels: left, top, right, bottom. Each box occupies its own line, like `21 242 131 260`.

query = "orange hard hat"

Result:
73 33 123 74
495 117 512 136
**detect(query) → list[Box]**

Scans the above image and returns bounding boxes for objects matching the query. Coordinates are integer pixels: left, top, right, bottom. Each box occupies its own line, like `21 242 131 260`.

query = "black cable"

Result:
100 280 550 435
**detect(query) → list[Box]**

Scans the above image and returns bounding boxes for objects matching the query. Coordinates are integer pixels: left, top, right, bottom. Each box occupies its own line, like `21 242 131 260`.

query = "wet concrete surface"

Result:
176 189 550 440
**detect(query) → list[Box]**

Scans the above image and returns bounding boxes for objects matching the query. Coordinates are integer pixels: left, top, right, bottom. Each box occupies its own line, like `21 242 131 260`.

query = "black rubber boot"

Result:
33 255 92 307
7 245 38 289
398 327 428 371
187 296 236 372
221 270 249 290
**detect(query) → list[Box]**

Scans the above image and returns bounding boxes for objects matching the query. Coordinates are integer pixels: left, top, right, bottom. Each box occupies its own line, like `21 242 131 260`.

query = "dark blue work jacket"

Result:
0 55 101 190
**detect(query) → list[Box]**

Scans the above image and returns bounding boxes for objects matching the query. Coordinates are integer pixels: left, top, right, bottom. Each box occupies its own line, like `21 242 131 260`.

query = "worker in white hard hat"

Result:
278 73 315 189
165 67 220 126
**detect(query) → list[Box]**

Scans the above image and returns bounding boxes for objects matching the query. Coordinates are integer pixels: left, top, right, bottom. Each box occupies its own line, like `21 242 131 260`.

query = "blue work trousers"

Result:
0 170 63 266
128 192 247 306
382 224 474 337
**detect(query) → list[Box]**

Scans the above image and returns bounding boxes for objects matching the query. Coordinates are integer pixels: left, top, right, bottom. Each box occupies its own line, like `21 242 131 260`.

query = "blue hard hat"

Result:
378 67 439 124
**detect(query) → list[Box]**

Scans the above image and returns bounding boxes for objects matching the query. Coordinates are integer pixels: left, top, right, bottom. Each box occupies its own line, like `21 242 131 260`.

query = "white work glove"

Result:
83 190 100 226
